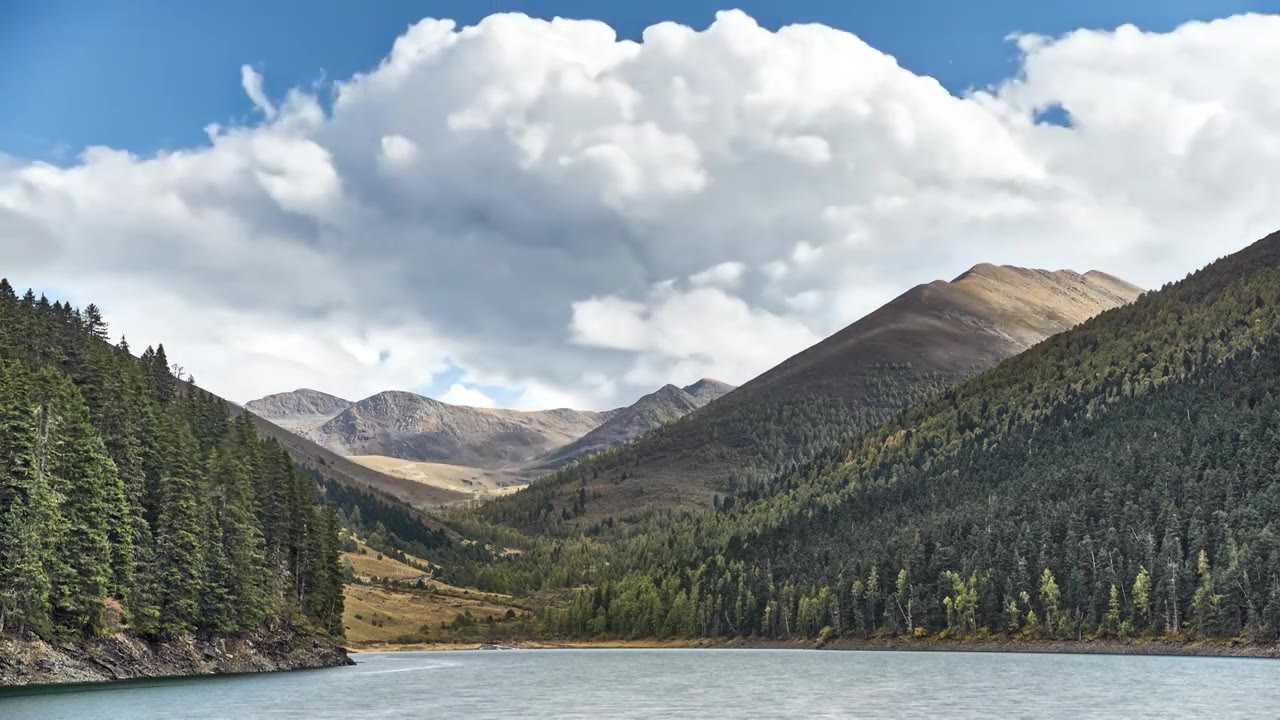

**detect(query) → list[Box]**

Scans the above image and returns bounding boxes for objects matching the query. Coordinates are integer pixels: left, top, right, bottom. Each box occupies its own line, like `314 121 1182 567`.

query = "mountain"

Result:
306 390 614 467
227 404 470 508
731 264 1142 407
246 380 735 507
244 388 352 433
536 228 1280 644
683 378 736 405
531 379 737 471
478 264 1142 534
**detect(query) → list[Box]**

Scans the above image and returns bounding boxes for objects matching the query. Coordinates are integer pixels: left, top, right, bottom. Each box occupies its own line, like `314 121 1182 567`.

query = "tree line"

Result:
0 280 344 639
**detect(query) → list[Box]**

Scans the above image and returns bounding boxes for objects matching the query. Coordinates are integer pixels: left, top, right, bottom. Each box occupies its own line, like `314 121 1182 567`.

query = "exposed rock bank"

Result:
0 630 352 687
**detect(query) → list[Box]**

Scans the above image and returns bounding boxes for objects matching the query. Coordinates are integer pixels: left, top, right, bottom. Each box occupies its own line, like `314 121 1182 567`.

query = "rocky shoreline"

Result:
352 635 1280 659
0 630 353 687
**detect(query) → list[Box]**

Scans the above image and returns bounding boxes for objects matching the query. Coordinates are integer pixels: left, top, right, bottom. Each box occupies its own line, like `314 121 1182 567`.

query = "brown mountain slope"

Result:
249 380 736 506
223 401 469 508
477 264 1142 534
307 390 614 467
749 264 1143 404
171 378 468 509
530 379 736 471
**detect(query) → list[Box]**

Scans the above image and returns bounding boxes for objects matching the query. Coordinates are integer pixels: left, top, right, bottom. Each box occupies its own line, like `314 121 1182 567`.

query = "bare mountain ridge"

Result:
226 404 470 507
247 380 736 505
479 263 1144 532
245 388 352 418
249 379 737 473
748 263 1144 405
531 379 737 471
244 388 352 433
312 390 614 466
303 390 616 467
683 378 736 404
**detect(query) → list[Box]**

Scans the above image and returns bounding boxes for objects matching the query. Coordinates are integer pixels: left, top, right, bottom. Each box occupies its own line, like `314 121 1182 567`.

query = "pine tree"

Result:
1132 566 1152 633
38 369 125 635
308 504 346 636
197 473 236 634
1103 584 1123 637
0 362 52 635
204 446 270 630
1039 568 1062 638
153 409 205 636
82 304 108 342
1191 550 1223 638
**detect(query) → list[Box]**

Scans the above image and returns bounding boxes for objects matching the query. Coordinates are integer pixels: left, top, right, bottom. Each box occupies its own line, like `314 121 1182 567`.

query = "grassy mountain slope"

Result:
339 535 529 647
346 455 525 503
540 230 1280 643
479 265 1140 535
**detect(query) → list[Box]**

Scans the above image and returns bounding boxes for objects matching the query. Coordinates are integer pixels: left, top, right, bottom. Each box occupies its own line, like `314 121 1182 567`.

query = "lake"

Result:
3 648 1279 719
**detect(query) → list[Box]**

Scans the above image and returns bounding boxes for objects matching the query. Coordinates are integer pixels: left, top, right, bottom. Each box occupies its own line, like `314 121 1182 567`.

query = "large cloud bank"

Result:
3 11 1279 408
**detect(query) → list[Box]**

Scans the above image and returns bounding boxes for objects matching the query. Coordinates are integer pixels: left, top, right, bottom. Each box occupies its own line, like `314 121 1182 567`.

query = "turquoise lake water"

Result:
3 648 1279 719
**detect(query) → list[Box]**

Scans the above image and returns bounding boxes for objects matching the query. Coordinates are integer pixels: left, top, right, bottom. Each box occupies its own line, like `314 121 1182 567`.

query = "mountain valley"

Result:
246 379 738 505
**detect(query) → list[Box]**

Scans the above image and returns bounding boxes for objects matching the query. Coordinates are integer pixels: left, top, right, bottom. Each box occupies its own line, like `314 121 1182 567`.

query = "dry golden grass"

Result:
342 536 433 580
347 455 528 502
339 534 526 647
426 578 513 602
343 584 523 645
344 551 426 580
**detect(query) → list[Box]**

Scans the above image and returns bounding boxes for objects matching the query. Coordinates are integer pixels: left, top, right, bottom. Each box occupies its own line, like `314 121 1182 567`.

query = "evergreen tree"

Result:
37 369 125 635
152 409 205 636
0 362 52 635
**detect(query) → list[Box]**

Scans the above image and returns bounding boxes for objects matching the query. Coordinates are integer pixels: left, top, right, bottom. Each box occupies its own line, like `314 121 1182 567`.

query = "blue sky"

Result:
4 0 1275 159
4 2 1280 407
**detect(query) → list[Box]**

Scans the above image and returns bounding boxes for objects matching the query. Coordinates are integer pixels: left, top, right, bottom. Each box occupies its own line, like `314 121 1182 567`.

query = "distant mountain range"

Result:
251 390 611 466
245 378 738 504
248 264 1139 520
478 263 1143 533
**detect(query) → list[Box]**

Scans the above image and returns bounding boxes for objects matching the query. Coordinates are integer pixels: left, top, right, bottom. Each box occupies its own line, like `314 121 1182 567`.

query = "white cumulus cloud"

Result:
3 11 1280 409
438 383 498 408
240 65 276 119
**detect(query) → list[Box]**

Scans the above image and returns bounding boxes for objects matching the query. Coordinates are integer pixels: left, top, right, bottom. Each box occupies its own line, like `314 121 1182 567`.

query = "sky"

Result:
3 2 1280 409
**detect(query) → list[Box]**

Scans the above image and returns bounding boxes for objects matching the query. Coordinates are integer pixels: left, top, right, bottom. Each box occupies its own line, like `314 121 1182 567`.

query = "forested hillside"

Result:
478 265 1138 538
0 280 344 640
458 231 1280 645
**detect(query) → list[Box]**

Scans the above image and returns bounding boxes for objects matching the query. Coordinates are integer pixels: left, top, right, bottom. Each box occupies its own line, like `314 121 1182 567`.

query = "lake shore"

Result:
1 629 353 687
348 634 1280 658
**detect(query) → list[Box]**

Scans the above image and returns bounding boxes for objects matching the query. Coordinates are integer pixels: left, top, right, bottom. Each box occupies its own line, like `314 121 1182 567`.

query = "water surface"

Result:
3 648 1277 719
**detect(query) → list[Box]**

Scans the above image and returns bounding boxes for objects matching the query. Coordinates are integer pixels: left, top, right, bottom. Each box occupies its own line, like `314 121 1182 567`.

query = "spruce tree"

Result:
204 445 270 630
0 362 52 635
38 368 119 635
153 408 205 636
